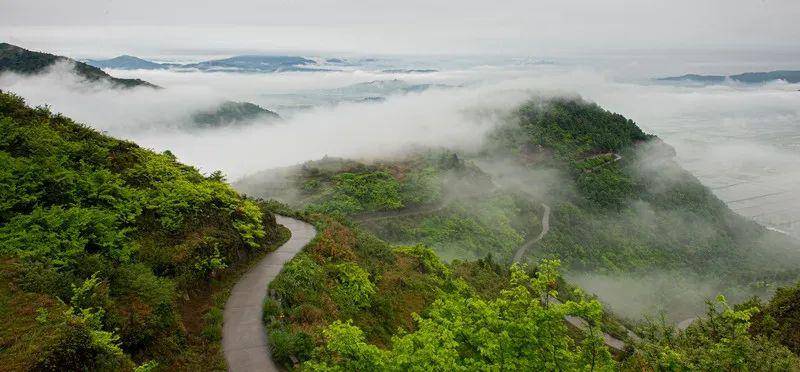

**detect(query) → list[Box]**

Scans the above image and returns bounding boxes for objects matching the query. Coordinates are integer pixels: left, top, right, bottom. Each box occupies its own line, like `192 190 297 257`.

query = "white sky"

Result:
2 0 799 57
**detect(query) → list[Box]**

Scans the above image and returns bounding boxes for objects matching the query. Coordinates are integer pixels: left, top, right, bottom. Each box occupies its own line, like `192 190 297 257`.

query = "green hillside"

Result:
240 97 800 311
0 43 157 89
494 98 800 283
0 91 284 370
247 96 800 370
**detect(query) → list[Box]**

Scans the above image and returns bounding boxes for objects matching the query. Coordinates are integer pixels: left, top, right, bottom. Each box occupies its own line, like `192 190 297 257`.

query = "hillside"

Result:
0 90 286 370
258 207 800 370
240 96 800 369
0 43 158 89
238 97 800 317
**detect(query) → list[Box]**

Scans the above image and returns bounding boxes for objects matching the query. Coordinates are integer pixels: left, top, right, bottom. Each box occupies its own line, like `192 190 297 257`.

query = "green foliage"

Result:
270 253 325 306
305 320 387 371
624 295 800 370
749 281 800 355
393 245 451 277
304 261 615 371
330 262 376 313
0 91 277 368
517 97 650 158
310 171 404 215
263 216 454 367
0 206 131 268
376 194 528 262
269 327 316 365
399 165 442 205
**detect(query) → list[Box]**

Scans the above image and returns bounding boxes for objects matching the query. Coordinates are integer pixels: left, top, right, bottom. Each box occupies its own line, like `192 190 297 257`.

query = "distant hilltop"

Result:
84 55 167 70
0 43 158 88
658 70 800 84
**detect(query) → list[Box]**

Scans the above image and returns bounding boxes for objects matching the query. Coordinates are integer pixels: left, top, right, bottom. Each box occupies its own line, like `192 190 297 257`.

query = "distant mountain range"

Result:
658 70 800 84
85 54 320 73
84 54 442 75
84 55 167 70
0 43 158 88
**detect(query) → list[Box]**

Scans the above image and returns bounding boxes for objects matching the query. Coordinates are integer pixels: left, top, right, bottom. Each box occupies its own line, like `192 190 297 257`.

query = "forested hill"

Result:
490 98 800 281
192 101 281 128
243 96 800 369
0 91 283 370
242 97 800 314
0 43 158 89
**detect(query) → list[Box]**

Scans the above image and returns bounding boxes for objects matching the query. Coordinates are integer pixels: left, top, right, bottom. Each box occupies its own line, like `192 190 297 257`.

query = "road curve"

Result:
222 215 316 372
511 203 637 351
512 203 550 263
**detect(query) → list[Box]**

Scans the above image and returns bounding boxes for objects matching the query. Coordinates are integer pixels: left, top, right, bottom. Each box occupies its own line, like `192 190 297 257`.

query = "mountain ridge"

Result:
0 43 159 88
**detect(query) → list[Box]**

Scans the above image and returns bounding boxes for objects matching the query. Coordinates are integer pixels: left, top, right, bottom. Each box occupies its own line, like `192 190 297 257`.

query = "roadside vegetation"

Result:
0 91 283 370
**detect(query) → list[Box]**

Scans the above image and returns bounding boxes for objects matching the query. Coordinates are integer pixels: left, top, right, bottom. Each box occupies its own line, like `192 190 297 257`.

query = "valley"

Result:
2 11 800 368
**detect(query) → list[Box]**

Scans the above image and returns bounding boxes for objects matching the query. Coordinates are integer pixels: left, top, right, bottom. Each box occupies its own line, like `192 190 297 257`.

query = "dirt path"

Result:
222 215 316 372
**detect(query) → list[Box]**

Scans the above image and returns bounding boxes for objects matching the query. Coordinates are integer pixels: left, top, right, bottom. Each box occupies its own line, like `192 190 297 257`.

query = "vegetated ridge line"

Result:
222 215 317 372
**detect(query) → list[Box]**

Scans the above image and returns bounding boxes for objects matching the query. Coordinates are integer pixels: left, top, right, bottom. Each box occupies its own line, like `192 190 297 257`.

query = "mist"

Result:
0 62 534 178
3 58 799 236
3 52 800 325
567 270 767 323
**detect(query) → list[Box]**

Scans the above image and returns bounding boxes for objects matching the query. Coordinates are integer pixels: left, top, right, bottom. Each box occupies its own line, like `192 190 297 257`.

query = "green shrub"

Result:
330 262 376 314
269 327 315 366
263 298 281 322
270 253 325 307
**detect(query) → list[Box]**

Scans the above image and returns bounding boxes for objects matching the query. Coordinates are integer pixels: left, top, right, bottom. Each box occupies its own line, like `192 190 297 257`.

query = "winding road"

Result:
512 204 551 263
222 215 316 372
510 202 638 351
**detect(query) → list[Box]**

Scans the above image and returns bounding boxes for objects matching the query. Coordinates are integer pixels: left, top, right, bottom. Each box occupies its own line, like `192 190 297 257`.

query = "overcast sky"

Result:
2 0 800 57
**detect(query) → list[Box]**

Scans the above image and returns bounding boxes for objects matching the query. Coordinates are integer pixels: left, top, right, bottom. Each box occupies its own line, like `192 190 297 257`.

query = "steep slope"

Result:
491 98 800 285
240 97 800 318
0 91 284 370
0 43 158 88
243 96 800 369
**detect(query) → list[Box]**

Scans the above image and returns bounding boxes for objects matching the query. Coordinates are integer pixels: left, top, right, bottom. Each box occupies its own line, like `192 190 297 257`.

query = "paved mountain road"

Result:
511 203 639 351
222 215 316 372
512 203 550 263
